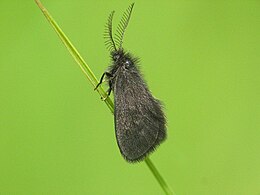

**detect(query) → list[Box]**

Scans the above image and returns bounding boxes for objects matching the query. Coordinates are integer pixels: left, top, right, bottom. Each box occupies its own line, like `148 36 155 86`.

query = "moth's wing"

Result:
113 68 166 162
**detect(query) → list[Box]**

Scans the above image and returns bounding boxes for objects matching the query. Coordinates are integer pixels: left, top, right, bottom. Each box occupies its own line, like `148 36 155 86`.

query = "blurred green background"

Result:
0 0 259 194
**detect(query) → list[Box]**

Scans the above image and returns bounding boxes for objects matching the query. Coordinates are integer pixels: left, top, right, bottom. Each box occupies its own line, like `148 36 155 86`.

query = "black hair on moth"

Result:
95 3 167 163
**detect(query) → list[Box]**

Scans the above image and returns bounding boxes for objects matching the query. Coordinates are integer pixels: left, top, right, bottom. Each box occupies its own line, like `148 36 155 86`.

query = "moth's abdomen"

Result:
113 67 166 162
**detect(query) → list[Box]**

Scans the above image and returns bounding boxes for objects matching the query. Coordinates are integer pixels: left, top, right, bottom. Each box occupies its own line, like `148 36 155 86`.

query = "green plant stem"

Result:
145 158 175 195
34 0 113 113
35 1 174 194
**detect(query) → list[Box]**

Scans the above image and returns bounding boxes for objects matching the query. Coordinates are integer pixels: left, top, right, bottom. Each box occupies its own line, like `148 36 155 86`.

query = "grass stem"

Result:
145 158 175 195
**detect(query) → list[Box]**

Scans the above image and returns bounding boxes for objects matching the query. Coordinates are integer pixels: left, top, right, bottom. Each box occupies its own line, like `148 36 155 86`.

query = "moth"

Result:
95 3 167 162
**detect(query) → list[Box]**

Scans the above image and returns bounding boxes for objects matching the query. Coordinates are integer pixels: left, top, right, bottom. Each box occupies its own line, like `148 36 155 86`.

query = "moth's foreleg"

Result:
101 80 113 101
94 72 113 90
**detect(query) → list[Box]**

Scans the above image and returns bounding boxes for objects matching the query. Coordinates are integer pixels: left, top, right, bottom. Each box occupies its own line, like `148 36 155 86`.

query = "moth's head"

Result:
111 49 134 68
111 49 124 62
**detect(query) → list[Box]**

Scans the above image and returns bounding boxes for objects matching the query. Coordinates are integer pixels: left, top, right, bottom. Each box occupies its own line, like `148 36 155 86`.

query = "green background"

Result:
0 0 259 194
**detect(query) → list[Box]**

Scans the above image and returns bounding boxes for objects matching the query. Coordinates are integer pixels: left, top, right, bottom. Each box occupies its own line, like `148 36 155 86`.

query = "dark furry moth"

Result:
95 3 167 162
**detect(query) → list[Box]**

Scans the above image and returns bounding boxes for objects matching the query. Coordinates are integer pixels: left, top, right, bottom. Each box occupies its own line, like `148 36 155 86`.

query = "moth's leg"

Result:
94 72 113 90
101 80 113 101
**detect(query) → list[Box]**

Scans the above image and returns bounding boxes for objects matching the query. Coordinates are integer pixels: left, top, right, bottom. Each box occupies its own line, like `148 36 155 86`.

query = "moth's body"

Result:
111 50 166 162
96 3 167 162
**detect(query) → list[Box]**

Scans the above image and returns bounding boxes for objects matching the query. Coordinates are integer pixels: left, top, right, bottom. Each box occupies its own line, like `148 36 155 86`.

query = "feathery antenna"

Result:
104 11 117 51
114 3 135 50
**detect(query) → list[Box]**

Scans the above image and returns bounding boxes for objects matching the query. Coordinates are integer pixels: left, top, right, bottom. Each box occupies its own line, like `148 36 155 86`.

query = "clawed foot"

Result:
101 95 108 101
94 84 101 91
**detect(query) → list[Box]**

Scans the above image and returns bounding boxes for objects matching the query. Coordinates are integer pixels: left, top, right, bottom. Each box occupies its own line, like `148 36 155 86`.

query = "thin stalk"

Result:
35 1 174 194
34 0 113 112
145 158 175 195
